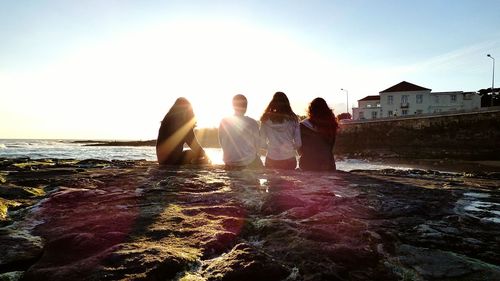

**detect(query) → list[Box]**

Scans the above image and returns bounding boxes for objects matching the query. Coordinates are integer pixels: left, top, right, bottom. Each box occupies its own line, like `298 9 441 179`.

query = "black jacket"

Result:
299 121 336 171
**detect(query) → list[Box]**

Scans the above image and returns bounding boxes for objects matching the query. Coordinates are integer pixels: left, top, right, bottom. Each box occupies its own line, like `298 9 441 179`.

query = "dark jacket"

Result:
156 115 196 165
299 119 336 171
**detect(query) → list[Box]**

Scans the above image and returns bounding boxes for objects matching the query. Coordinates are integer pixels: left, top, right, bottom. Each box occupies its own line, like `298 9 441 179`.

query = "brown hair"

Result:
307 97 338 137
260 92 298 123
232 94 247 115
161 97 194 125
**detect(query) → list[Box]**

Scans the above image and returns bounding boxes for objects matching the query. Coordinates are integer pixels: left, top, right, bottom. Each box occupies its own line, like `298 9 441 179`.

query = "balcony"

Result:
400 103 409 108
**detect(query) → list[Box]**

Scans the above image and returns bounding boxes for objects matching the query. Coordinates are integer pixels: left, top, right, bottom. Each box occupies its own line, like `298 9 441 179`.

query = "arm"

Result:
218 120 226 148
293 121 302 150
297 124 304 156
186 127 205 156
253 120 262 154
259 122 268 150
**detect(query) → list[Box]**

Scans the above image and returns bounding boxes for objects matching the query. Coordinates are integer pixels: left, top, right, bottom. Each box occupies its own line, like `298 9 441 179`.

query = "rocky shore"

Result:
0 158 499 281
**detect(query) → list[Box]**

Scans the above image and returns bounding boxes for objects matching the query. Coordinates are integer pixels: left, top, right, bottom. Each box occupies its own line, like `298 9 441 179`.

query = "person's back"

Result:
299 98 338 171
219 115 260 165
261 119 300 160
219 95 263 168
260 92 301 170
156 97 207 165
299 119 335 170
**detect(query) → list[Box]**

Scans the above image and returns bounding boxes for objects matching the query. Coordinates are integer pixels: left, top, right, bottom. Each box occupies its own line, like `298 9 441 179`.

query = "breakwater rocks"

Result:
336 109 500 160
0 158 499 281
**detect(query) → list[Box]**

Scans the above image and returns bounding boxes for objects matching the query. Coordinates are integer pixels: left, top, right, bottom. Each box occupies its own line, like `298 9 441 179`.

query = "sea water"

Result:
0 139 408 171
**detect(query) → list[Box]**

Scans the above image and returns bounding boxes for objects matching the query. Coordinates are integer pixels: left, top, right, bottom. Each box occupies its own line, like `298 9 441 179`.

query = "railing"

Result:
400 103 409 108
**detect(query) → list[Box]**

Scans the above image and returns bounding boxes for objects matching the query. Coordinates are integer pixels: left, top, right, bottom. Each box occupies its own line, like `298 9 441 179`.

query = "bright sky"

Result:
1 0 499 139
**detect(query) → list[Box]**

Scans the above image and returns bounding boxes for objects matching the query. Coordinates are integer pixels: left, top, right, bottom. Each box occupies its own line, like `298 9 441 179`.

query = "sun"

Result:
190 98 233 129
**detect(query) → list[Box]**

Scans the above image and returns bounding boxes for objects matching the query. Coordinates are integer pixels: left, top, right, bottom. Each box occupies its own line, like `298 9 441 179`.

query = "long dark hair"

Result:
307 97 338 137
161 97 195 125
157 97 196 148
260 92 298 123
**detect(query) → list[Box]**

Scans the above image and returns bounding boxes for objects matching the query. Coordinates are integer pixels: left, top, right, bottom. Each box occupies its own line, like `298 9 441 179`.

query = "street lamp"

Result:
340 88 349 114
487 54 495 97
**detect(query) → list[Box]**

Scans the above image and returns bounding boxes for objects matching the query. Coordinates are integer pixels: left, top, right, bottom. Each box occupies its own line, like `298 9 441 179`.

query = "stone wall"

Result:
335 109 500 160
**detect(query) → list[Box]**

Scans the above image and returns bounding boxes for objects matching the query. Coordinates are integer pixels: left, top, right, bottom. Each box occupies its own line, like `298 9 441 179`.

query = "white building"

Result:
352 81 481 120
352 95 381 120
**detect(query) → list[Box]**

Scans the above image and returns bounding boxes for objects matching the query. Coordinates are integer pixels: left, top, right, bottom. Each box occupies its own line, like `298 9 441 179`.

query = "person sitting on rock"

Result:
260 92 301 170
299 97 339 171
156 97 209 165
219 94 263 169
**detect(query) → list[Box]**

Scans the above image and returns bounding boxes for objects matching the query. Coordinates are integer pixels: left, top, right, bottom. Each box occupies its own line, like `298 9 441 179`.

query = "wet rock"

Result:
0 185 45 200
0 271 24 281
202 243 290 281
98 243 199 281
0 228 43 272
260 193 306 215
0 159 499 281
76 159 113 168
392 244 500 280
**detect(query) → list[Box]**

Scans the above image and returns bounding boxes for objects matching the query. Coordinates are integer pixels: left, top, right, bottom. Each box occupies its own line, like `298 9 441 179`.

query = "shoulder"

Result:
244 116 259 125
220 116 233 125
262 119 272 126
300 119 314 130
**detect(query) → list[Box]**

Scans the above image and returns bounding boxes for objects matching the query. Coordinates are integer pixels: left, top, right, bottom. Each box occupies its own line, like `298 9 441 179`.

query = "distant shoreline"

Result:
72 139 222 148
73 140 157 147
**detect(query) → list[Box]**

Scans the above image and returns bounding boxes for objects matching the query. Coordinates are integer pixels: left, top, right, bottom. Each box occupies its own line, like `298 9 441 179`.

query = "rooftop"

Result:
380 81 431 93
358 95 380 101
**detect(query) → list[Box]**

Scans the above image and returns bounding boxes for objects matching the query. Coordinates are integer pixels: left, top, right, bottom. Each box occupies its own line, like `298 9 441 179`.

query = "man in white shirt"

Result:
219 94 263 169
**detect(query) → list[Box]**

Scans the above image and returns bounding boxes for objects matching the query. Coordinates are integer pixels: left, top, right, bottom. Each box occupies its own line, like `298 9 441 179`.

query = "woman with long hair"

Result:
260 92 301 170
156 97 208 165
299 97 339 171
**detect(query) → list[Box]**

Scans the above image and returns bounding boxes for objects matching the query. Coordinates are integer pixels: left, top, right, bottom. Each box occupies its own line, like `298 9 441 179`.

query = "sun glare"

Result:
1 17 343 139
190 97 233 128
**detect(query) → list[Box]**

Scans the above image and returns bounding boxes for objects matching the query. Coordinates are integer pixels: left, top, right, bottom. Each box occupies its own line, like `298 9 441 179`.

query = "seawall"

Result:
335 109 500 160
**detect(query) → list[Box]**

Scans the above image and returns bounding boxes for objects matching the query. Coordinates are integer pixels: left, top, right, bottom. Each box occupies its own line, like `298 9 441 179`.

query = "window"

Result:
367 104 372 108
376 103 381 107
388 95 393 105
416 94 423 104
434 95 439 104
388 110 393 117
451 94 457 103
359 111 364 119
371 111 377 119
401 95 409 104
402 109 408 116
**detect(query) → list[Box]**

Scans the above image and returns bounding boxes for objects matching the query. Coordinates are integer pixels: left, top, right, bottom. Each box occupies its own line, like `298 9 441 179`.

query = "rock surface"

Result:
0 158 499 281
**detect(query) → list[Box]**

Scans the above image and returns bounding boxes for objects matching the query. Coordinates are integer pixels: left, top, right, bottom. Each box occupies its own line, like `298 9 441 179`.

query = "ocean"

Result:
0 139 411 171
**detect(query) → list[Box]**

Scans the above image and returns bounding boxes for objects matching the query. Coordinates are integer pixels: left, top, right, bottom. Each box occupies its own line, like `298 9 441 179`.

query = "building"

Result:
352 81 481 120
352 95 380 120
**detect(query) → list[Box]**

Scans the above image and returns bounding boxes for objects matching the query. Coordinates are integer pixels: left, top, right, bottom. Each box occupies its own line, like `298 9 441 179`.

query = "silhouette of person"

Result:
260 92 301 170
156 97 208 165
299 98 339 171
219 94 263 169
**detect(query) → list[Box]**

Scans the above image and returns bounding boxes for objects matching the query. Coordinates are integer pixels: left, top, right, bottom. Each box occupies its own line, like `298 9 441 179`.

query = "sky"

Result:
1 0 499 140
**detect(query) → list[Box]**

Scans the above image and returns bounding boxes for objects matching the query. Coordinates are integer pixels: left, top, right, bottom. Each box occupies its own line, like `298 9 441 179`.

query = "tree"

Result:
297 115 307 121
478 88 500 107
337 112 352 120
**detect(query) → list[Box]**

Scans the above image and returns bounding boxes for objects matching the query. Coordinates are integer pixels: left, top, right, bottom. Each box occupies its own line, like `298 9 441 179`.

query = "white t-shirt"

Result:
260 119 301 160
219 115 261 166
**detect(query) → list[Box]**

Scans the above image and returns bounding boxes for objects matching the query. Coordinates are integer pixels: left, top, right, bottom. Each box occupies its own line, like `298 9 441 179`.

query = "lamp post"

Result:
487 54 495 106
340 88 349 114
